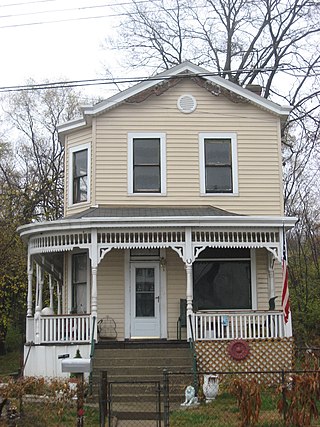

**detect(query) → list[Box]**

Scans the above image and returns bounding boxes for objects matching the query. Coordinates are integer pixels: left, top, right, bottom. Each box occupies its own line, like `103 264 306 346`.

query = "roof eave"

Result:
18 215 298 240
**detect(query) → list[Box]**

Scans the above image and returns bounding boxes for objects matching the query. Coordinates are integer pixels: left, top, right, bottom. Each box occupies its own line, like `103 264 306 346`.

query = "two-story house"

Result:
19 62 296 378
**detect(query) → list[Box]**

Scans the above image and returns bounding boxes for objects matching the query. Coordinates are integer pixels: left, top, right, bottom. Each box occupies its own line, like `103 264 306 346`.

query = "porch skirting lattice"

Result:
195 337 294 379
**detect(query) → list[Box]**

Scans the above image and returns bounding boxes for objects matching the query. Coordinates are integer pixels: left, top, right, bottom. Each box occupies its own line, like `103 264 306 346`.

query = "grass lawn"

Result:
170 392 285 427
0 402 100 427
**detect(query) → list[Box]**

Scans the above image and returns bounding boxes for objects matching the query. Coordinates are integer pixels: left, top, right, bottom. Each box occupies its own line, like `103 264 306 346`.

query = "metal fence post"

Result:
163 369 169 427
281 369 287 423
99 371 107 427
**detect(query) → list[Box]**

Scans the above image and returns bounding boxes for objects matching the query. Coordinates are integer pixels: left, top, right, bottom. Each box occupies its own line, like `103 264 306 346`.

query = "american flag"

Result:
281 230 290 323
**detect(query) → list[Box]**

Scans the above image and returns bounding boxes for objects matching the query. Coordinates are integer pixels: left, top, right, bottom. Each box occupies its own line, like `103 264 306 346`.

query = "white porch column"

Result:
27 253 33 317
49 275 54 311
57 281 61 315
90 229 98 341
184 227 194 341
91 267 98 319
268 252 275 302
185 262 193 341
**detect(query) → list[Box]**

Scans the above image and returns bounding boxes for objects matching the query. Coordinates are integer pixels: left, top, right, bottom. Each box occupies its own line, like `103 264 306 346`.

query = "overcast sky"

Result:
0 0 125 98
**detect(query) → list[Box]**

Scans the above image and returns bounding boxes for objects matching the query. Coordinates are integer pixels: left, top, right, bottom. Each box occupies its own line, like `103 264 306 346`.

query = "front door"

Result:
130 262 161 338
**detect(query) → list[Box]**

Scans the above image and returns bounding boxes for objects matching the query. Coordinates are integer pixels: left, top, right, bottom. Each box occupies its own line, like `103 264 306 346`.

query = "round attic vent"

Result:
177 94 197 114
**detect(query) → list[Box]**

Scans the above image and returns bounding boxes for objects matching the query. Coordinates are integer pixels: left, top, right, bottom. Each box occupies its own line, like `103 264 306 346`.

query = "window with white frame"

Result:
71 253 88 314
193 248 253 310
69 143 90 205
128 133 166 194
199 133 238 194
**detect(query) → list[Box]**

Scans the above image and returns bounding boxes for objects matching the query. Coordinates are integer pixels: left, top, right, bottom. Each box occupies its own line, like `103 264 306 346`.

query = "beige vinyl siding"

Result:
256 249 269 310
273 262 283 311
166 249 187 339
64 128 93 217
92 79 283 216
97 249 125 339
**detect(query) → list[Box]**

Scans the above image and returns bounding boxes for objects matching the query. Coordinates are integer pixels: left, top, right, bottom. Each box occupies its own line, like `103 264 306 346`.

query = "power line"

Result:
0 0 57 8
0 66 318 93
0 0 192 29
0 0 168 29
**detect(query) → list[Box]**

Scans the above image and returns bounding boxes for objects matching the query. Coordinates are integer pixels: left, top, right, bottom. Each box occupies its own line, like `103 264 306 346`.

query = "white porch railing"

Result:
193 311 285 340
38 314 91 344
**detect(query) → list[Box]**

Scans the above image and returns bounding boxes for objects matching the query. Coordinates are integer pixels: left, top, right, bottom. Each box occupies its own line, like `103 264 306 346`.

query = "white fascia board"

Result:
57 117 89 144
18 215 298 240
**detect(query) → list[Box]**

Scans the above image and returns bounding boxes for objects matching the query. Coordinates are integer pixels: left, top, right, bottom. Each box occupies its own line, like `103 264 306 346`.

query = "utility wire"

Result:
0 66 318 93
0 0 155 19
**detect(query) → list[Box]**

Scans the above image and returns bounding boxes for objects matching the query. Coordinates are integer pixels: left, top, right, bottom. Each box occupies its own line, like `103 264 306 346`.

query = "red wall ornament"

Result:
228 339 250 360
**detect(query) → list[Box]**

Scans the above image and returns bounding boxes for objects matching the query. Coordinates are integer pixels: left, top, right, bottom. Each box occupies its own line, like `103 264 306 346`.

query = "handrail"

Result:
89 316 96 395
188 314 198 395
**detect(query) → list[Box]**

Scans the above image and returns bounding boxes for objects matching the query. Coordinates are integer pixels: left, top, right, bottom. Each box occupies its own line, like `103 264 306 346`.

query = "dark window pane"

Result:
72 253 87 313
74 150 88 177
198 248 250 259
136 293 155 317
205 140 231 165
135 268 155 317
133 138 161 193
193 261 251 310
73 149 88 203
72 253 87 284
134 166 160 192
206 166 232 192
134 139 160 165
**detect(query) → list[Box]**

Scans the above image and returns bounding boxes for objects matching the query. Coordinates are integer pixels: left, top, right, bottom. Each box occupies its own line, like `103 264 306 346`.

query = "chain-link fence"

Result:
100 367 320 427
1 351 319 427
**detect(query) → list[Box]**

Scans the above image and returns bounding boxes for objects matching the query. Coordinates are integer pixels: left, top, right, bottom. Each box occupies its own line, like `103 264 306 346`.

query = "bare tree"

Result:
1 84 82 221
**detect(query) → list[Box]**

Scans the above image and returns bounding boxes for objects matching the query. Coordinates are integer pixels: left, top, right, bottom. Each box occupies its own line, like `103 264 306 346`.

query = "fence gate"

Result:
106 380 163 426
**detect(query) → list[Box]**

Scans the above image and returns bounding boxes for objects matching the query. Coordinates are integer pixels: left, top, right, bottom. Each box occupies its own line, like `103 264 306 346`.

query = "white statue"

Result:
181 385 199 407
203 374 219 403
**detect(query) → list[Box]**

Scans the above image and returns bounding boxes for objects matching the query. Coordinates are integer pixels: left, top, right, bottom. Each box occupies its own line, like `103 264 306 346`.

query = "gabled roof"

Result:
58 61 292 140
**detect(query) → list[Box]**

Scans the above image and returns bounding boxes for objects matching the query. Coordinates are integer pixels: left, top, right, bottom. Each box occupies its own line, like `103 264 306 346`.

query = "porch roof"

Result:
68 205 239 219
19 205 297 240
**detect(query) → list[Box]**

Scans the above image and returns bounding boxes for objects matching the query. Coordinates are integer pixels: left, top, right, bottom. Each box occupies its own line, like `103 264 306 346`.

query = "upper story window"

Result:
199 133 238 195
69 143 91 206
128 133 166 195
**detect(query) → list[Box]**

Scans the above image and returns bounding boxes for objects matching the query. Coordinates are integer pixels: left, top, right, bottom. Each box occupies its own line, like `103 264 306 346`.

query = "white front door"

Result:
130 262 161 338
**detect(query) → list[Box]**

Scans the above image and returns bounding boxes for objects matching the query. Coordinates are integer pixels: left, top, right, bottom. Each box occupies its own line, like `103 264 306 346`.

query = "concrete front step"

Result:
90 340 194 402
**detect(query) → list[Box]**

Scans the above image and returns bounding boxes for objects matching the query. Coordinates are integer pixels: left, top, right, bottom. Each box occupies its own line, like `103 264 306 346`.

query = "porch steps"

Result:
90 340 194 403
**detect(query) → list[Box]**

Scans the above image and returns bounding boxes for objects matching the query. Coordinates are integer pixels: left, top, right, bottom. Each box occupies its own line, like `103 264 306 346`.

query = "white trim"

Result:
129 261 161 338
68 142 91 207
199 132 238 195
127 132 166 195
19 216 298 239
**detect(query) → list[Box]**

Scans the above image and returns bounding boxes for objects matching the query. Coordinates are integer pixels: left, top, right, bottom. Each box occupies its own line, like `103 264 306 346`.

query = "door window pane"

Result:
135 268 155 317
